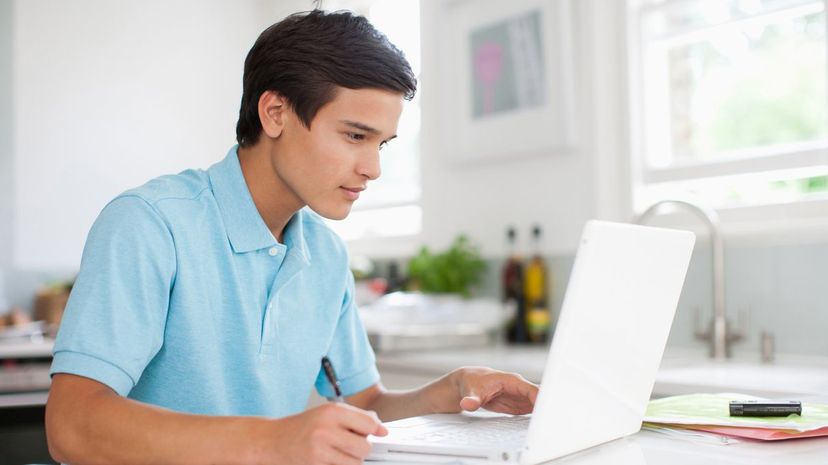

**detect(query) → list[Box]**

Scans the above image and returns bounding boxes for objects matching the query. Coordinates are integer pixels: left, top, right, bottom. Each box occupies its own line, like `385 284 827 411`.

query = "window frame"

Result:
626 0 828 239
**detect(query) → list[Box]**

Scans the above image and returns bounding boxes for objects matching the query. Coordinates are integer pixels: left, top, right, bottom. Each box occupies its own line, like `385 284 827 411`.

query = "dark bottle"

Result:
503 227 528 343
524 225 551 344
386 261 404 293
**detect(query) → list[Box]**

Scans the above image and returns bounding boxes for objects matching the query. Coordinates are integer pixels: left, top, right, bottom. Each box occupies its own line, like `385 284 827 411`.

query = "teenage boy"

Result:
46 10 538 465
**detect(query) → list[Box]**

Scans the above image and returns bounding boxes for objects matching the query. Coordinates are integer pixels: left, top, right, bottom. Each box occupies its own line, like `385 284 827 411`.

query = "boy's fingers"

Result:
337 407 385 436
460 394 482 411
330 430 373 460
501 374 539 403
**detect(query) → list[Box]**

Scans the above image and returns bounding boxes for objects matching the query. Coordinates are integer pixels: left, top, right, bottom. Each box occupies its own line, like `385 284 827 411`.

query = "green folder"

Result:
644 393 828 432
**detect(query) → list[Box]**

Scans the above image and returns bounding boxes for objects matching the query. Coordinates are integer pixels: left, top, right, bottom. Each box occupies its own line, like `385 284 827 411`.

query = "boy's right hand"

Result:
260 402 388 465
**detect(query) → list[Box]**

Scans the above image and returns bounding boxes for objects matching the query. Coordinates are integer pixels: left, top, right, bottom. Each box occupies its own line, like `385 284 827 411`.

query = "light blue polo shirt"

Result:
51 146 379 417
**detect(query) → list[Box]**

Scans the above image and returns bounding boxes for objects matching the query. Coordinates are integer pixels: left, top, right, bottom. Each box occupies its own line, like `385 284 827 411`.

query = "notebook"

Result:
369 220 696 464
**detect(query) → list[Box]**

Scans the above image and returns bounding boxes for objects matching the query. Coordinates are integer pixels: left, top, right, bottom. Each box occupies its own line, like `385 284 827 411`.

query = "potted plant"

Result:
406 235 487 298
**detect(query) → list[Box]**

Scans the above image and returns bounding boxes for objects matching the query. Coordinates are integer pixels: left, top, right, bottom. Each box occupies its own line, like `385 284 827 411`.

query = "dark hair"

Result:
235 10 418 148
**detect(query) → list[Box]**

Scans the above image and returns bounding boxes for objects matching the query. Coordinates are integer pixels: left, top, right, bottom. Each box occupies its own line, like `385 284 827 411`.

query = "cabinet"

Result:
0 339 55 464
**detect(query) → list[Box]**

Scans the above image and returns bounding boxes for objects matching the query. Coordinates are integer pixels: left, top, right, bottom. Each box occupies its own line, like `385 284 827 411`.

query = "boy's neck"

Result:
236 143 304 244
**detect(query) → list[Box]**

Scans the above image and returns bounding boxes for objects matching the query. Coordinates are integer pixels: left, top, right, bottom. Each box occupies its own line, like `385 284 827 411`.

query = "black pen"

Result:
321 356 344 403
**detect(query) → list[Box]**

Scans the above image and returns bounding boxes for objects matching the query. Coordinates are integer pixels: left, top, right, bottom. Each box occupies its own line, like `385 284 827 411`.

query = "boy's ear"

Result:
258 91 289 139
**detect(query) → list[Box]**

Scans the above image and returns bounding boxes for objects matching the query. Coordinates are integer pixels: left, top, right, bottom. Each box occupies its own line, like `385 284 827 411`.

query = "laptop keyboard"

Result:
406 415 530 447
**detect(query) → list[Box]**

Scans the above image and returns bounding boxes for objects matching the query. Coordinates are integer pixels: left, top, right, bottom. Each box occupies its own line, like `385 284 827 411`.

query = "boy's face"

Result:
272 87 403 220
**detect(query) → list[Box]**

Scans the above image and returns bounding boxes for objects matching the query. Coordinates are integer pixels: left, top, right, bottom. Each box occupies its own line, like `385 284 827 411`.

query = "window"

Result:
629 0 828 215
322 0 422 241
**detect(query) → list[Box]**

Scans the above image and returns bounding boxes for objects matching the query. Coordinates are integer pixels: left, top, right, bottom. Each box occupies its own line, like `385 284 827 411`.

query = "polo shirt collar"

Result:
208 146 309 262
283 207 312 265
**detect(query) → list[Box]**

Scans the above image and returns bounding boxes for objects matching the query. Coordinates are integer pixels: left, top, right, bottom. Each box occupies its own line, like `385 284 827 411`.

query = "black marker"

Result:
321 356 344 403
729 400 802 417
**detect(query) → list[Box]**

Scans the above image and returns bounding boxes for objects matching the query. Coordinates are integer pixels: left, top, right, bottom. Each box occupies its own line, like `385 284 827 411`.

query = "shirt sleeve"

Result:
315 270 380 398
50 195 176 396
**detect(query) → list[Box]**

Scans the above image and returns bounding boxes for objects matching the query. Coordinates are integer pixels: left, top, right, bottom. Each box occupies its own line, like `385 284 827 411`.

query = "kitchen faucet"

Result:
634 199 742 359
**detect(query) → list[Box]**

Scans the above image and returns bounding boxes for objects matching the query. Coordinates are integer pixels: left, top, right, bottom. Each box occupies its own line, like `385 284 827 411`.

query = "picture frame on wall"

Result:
437 0 576 163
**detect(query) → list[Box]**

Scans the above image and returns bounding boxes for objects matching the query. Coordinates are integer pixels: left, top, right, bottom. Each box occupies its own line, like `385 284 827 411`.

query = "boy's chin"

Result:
309 203 352 221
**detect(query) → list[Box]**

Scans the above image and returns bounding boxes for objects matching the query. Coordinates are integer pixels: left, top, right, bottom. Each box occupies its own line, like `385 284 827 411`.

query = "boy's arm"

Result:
46 373 386 465
347 366 539 422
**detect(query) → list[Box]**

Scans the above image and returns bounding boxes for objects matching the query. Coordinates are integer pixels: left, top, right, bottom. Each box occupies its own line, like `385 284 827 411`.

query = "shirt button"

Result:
268 247 278 256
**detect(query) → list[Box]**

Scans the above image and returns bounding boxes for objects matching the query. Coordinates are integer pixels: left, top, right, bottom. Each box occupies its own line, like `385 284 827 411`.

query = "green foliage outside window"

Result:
671 12 827 160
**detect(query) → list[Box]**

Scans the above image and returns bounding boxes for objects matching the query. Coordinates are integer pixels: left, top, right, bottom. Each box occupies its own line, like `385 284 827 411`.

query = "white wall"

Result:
1 0 12 294
10 0 309 270
416 0 629 257
6 0 627 268
0 0 12 270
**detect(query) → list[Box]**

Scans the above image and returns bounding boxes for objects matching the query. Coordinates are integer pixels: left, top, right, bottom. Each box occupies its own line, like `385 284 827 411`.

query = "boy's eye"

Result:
379 140 388 151
348 132 366 142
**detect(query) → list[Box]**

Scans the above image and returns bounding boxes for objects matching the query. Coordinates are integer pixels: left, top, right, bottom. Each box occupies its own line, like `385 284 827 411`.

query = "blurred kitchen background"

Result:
3 0 828 462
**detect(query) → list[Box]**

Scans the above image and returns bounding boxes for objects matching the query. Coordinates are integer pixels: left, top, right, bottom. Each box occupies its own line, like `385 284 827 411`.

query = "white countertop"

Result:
369 429 828 465
0 337 54 359
4 340 828 403
3 341 825 463
0 390 49 408
375 345 828 398
0 338 54 403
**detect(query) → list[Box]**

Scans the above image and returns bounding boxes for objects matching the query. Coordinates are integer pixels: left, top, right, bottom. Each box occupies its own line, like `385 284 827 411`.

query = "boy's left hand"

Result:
449 367 538 415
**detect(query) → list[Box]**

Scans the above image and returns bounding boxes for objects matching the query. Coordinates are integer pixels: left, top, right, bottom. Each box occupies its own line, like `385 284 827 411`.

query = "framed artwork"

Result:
437 0 576 162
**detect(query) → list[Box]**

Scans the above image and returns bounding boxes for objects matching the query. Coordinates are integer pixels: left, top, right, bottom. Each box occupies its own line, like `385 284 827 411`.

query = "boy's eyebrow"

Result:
341 120 380 133
340 120 397 140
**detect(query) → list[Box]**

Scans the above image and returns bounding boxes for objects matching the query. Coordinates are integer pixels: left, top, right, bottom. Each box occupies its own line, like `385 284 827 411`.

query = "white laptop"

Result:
369 220 696 464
